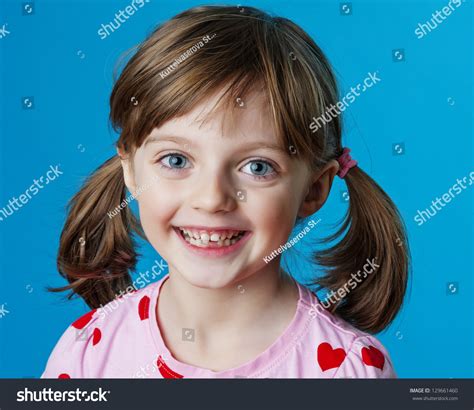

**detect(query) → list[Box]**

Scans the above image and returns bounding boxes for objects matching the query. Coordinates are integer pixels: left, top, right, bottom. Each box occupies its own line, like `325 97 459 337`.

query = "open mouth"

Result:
175 227 247 248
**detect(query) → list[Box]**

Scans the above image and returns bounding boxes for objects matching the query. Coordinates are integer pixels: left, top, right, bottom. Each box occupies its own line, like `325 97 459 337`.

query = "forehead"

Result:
143 86 279 146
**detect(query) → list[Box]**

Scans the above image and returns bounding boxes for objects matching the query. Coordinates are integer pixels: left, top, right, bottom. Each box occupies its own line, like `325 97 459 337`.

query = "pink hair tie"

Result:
337 148 358 178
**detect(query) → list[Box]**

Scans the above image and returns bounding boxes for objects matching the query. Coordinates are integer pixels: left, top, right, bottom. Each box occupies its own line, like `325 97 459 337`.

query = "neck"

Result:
159 264 296 338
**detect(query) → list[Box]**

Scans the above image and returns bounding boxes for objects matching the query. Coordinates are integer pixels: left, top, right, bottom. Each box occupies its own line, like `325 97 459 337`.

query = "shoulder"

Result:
331 333 397 378
41 282 158 379
302 287 397 378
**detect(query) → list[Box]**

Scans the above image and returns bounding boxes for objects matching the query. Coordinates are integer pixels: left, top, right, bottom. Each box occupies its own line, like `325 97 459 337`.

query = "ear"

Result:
298 159 339 218
116 146 137 195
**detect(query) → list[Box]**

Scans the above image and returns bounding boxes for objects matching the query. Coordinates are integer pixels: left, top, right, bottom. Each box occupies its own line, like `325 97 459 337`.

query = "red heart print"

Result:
317 342 346 371
58 373 70 379
92 328 102 346
361 345 385 370
138 296 150 321
71 309 97 329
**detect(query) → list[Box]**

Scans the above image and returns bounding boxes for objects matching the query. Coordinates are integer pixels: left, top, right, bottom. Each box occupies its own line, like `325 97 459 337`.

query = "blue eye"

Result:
241 160 276 180
158 153 190 170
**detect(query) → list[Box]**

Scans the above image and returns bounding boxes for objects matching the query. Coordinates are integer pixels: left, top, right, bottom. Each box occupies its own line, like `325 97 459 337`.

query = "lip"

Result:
176 225 246 233
173 226 252 257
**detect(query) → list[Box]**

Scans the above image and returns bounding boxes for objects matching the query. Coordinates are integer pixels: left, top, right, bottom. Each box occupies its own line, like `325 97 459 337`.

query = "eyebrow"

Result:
144 134 288 154
144 135 190 146
240 141 288 154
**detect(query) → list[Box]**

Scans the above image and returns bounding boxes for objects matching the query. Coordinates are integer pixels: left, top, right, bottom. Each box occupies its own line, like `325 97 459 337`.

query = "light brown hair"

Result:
52 5 409 333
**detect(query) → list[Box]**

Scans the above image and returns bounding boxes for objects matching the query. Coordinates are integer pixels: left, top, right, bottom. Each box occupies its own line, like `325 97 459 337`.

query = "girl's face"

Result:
120 88 337 289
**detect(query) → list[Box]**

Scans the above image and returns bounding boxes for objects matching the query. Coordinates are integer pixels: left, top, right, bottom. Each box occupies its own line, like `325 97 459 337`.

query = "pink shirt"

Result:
41 275 396 378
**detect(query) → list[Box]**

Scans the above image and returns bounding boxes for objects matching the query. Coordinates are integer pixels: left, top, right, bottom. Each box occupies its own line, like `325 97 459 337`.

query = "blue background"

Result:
0 0 472 378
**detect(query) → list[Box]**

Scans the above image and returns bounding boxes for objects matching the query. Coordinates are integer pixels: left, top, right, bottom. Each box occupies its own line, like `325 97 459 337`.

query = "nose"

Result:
189 170 237 214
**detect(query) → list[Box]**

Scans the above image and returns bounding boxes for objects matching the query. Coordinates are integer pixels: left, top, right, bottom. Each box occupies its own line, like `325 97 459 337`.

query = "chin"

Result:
178 267 243 289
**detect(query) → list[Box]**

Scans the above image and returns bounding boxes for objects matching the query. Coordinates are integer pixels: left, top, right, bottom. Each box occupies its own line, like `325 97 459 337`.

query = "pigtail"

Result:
49 155 145 309
314 166 409 334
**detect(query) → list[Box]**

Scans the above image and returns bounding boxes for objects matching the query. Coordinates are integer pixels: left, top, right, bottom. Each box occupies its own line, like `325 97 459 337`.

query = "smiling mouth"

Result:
176 227 247 248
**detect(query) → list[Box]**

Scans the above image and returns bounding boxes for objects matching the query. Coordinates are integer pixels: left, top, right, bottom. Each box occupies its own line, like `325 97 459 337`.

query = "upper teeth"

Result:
178 228 242 242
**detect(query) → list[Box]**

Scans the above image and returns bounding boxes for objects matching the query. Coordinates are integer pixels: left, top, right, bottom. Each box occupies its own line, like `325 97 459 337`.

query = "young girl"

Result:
42 5 408 379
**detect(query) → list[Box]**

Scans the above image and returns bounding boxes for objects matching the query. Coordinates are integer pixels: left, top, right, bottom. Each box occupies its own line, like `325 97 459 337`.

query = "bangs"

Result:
110 6 340 168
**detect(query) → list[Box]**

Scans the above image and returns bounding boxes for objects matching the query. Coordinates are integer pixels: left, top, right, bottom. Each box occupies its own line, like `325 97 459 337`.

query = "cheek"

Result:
135 183 179 237
248 183 303 239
